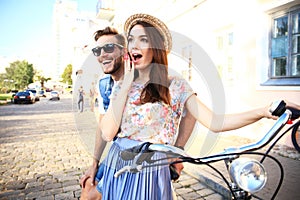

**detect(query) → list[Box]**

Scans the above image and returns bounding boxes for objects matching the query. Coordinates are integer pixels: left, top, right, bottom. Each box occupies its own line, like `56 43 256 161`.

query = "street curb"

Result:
184 164 231 199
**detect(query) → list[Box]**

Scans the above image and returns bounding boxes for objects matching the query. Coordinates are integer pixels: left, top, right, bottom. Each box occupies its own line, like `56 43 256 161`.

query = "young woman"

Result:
97 13 282 200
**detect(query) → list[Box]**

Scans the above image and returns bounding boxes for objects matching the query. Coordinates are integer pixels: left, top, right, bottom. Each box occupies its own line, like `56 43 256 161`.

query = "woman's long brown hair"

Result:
129 21 171 105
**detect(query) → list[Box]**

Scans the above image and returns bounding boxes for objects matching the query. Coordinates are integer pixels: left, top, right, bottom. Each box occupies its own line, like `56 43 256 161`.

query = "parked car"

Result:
26 89 40 101
10 90 18 98
49 91 60 100
45 88 52 92
14 91 35 104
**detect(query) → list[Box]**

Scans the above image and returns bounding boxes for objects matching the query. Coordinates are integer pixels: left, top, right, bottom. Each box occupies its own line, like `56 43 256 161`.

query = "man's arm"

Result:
172 109 196 178
93 115 107 164
175 109 196 148
80 114 107 187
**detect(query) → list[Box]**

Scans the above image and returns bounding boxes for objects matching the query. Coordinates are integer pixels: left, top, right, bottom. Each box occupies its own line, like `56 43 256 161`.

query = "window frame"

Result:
262 5 300 86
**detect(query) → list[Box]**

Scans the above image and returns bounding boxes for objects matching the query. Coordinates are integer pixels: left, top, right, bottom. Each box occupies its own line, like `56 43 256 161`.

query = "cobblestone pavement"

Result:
1 95 299 200
0 96 224 200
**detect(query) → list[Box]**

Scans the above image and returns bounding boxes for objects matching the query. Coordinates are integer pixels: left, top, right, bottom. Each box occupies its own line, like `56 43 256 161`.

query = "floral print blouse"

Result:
113 76 194 145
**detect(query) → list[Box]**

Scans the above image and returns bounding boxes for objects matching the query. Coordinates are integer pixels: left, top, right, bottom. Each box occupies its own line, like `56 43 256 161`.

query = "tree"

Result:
35 73 51 89
40 76 52 89
5 60 35 90
61 64 72 85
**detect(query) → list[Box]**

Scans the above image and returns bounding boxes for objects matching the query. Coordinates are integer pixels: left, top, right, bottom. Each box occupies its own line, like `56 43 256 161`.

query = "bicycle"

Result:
115 100 300 200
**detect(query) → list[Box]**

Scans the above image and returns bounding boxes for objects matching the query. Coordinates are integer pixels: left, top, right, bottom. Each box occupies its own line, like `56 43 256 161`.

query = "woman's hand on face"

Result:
122 53 135 91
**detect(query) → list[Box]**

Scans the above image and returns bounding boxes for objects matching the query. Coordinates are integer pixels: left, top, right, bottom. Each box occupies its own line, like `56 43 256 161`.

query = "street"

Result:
0 95 224 200
0 95 89 199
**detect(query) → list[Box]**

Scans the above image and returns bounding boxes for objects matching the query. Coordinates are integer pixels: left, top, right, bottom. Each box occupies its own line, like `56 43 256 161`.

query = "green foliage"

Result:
35 75 51 89
0 74 6 89
4 60 35 90
0 93 13 101
61 64 73 85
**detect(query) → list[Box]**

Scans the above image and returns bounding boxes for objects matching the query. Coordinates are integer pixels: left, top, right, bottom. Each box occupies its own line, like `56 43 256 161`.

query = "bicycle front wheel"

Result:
291 122 300 153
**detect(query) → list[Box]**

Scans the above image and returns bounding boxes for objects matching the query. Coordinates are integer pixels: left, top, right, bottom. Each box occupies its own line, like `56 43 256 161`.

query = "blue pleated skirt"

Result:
97 137 173 200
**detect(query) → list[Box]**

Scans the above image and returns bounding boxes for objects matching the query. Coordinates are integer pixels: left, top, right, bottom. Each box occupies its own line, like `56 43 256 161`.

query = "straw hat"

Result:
124 13 172 52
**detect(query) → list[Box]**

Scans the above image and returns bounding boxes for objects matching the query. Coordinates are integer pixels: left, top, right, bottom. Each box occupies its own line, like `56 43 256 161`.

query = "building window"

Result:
215 29 234 85
217 36 223 50
181 45 192 81
265 5 300 86
228 32 233 46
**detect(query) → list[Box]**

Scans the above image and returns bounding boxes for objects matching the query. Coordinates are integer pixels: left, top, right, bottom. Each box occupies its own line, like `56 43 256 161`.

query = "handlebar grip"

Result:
120 150 137 161
270 100 286 117
269 100 300 120
120 142 152 161
120 142 155 164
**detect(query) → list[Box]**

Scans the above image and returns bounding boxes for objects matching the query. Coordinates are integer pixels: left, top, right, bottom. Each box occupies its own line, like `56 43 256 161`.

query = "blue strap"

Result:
99 76 114 111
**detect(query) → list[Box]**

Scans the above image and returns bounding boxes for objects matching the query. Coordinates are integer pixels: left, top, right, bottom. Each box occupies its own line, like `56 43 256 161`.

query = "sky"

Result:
0 0 97 59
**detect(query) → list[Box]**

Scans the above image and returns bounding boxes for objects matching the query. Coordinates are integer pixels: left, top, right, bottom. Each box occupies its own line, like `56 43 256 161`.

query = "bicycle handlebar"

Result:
149 110 292 163
115 100 299 176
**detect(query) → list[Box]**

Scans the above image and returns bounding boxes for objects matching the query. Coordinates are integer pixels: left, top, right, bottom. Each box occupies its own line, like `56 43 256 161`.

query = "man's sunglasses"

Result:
92 43 124 56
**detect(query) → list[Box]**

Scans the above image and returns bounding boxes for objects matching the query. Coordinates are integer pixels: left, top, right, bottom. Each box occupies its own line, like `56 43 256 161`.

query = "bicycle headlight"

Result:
229 158 267 193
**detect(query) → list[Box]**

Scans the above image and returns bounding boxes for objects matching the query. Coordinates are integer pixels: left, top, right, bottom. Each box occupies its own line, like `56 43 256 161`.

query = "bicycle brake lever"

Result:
114 166 130 178
114 165 143 178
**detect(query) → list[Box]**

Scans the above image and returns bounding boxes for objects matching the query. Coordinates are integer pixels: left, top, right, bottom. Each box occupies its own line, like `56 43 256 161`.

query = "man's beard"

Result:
104 57 122 75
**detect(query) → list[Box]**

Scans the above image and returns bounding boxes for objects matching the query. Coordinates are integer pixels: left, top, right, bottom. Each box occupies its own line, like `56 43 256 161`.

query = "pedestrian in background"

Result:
89 82 96 112
78 86 85 112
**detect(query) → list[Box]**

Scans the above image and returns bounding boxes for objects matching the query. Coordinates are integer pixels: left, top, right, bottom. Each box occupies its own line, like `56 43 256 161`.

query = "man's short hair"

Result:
93 27 126 47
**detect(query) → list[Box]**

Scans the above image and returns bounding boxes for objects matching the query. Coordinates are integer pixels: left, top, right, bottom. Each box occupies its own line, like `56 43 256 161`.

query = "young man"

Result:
80 27 196 199
80 27 126 199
